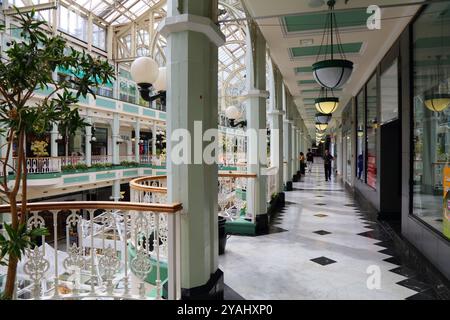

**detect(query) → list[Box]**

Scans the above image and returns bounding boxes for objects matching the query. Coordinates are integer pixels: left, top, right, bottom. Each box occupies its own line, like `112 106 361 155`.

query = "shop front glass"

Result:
356 90 365 182
412 3 450 238
366 74 378 189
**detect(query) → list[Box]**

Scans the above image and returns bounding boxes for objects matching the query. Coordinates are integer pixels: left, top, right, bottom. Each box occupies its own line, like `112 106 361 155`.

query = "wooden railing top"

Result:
0 201 183 214
129 172 257 194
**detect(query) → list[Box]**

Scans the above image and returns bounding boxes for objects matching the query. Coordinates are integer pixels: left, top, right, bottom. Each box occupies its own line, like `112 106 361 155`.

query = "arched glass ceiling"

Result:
218 0 247 113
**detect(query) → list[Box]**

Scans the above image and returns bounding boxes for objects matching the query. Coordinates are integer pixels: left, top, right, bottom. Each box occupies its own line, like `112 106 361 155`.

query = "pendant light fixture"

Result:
312 0 354 89
315 87 339 114
315 112 332 124
315 122 328 131
423 55 450 112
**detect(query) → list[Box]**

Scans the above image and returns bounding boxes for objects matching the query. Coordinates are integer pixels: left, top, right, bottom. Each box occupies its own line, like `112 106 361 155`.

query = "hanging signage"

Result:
443 166 450 239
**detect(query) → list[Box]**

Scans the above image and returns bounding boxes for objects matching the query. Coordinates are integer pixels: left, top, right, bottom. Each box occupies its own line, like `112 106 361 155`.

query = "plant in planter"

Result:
73 163 88 171
30 140 49 157
0 8 115 299
61 164 75 172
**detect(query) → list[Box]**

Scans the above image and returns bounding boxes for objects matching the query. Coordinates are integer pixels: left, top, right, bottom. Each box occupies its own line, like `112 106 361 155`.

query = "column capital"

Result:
267 110 285 116
283 119 294 124
158 14 226 47
243 89 270 99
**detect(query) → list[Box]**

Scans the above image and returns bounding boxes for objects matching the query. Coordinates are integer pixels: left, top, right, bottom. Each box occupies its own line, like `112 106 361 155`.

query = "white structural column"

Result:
50 122 59 158
292 124 298 176
111 180 121 201
161 0 225 299
268 66 284 193
111 113 120 165
84 117 92 166
134 121 140 163
152 123 157 156
283 90 294 186
245 22 268 231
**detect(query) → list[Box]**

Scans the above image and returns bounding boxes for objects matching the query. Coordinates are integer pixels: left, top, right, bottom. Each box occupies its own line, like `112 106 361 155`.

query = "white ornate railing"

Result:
151 156 165 166
139 155 152 165
130 173 257 223
91 155 113 165
266 166 278 202
61 156 85 167
14 157 62 174
218 172 257 223
0 201 182 300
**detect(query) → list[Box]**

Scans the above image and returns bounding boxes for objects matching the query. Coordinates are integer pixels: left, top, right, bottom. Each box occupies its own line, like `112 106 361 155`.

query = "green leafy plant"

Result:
0 8 115 299
61 164 74 171
73 163 88 170
120 160 139 167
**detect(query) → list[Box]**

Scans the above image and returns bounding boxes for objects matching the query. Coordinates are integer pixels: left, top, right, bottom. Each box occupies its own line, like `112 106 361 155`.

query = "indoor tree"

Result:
0 8 115 299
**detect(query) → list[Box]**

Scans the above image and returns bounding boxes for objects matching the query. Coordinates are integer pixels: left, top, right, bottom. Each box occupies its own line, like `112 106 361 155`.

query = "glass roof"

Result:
61 0 164 25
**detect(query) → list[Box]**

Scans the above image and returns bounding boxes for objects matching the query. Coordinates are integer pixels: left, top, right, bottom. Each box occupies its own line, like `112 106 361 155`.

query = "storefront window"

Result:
366 74 378 189
412 3 450 238
356 90 365 181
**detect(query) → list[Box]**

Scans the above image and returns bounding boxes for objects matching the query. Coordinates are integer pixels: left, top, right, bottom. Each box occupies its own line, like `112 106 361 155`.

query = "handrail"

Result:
0 201 182 214
129 173 257 194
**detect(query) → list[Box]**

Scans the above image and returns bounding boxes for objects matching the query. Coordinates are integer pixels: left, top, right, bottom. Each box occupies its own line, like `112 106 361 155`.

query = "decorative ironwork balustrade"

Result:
61 156 86 167
129 173 258 224
91 155 113 165
13 157 62 174
266 166 278 202
0 201 182 300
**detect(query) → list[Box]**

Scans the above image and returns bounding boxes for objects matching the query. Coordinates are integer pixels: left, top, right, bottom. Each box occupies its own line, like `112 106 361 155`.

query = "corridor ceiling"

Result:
241 0 422 138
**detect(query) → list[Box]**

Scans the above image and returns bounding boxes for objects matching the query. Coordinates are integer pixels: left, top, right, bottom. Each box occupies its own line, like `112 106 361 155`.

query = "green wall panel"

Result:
290 42 362 57
64 175 90 184
96 98 116 110
283 9 370 33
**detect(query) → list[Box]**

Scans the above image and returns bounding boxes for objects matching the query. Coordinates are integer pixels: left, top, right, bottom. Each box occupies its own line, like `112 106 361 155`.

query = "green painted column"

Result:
268 66 284 193
160 0 225 299
283 89 294 184
111 113 120 165
84 117 92 166
245 23 268 227
134 121 140 163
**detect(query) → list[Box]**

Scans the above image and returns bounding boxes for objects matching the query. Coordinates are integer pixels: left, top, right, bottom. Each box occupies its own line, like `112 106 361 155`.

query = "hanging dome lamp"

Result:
315 112 332 124
315 122 328 131
312 0 354 89
315 87 339 114
423 56 450 112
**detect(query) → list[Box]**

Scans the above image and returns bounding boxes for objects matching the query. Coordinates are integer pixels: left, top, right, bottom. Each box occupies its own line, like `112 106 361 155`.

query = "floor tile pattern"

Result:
221 160 440 300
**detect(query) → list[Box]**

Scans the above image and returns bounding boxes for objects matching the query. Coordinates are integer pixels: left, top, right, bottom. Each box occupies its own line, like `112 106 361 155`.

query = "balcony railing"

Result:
130 172 258 222
91 155 113 165
266 166 278 202
0 201 182 300
12 157 62 175
61 156 85 167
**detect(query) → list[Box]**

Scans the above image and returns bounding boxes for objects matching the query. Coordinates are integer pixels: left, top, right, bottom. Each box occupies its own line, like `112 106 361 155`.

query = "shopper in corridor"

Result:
323 149 334 181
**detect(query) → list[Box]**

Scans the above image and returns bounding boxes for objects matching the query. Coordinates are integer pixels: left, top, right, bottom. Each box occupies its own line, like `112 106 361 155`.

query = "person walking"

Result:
306 148 314 173
299 152 306 176
323 149 334 181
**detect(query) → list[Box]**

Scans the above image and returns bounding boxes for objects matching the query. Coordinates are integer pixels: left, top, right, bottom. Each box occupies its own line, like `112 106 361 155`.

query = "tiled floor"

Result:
219 161 438 300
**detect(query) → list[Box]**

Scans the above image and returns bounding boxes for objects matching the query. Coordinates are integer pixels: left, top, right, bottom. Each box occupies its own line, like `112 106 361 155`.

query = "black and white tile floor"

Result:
219 162 440 300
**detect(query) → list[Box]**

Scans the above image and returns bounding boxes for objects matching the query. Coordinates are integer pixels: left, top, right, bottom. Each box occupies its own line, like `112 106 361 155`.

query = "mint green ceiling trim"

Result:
295 66 313 74
297 80 317 85
283 9 370 33
290 42 363 58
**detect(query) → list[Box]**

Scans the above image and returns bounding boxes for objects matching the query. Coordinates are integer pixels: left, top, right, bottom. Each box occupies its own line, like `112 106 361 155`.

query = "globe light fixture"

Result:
130 57 167 106
424 94 450 112
312 0 353 89
225 105 247 128
315 122 328 131
315 87 339 114
315 112 332 124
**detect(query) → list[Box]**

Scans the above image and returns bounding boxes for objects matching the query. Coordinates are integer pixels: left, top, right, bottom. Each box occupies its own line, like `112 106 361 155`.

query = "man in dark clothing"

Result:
323 149 334 181
306 149 314 173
